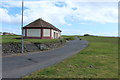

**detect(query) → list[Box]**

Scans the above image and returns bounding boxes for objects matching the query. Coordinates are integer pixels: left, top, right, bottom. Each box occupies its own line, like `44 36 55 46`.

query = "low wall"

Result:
2 39 66 55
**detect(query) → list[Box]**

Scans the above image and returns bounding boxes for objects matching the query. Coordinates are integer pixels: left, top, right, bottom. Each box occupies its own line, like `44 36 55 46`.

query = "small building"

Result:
2 32 16 35
3 32 10 35
23 18 62 39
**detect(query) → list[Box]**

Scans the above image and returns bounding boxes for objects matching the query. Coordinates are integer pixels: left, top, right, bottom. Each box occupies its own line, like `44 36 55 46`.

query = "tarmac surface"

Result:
2 37 88 78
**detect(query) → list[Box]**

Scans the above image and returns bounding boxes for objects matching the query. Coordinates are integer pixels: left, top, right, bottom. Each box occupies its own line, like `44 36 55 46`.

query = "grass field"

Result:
1 35 75 44
1 35 62 44
25 36 118 78
62 35 75 40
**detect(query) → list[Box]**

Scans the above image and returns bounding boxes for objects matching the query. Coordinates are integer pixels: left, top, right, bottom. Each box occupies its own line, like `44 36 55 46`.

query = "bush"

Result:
84 34 92 36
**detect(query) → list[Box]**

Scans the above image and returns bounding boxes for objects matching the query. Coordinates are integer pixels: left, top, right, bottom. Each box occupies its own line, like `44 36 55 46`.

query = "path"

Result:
2 37 88 78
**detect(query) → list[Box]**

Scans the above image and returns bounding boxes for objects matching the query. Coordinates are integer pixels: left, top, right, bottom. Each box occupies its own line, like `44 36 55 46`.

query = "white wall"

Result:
43 29 50 37
23 29 25 36
27 29 41 37
51 29 54 38
52 29 61 39
24 28 61 38
58 32 61 37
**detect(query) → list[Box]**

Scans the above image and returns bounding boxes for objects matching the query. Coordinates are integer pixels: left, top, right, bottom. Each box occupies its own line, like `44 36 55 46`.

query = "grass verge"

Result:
1 35 63 44
24 36 118 78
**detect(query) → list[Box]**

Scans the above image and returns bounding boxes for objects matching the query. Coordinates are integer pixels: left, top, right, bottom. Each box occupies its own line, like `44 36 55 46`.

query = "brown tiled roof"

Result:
23 18 61 32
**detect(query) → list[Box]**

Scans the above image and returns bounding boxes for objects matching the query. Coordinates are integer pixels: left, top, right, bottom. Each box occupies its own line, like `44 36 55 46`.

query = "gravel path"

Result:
2 37 88 78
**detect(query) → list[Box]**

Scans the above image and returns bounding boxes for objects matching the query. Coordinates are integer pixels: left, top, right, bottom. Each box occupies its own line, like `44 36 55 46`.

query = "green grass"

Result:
1 35 21 43
62 35 75 40
24 36 118 78
1 35 62 44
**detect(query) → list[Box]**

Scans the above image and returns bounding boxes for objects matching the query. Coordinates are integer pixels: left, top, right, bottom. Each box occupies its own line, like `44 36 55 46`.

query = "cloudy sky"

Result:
1 0 118 36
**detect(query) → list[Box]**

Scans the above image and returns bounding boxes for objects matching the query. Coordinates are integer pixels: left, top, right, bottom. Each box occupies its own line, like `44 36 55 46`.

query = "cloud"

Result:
1 1 21 8
62 28 118 36
45 0 119 2
79 22 86 24
75 6 118 23
1 0 118 26
0 8 21 24
54 1 67 8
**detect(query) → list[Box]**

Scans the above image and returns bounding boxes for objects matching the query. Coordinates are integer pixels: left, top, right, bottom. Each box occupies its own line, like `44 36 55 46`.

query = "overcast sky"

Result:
0 0 118 36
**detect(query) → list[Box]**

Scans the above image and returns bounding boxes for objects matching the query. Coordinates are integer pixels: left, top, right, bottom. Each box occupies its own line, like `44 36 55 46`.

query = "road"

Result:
2 37 88 78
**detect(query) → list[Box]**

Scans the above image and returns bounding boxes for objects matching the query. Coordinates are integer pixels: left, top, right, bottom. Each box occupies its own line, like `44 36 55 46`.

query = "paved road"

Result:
2 37 88 78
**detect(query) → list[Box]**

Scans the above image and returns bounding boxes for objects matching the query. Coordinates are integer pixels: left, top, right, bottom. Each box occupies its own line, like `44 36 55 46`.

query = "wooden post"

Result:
41 28 43 39
25 29 27 37
50 29 52 39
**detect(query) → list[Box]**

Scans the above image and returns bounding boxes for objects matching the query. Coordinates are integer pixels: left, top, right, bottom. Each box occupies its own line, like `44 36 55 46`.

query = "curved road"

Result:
2 37 88 78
